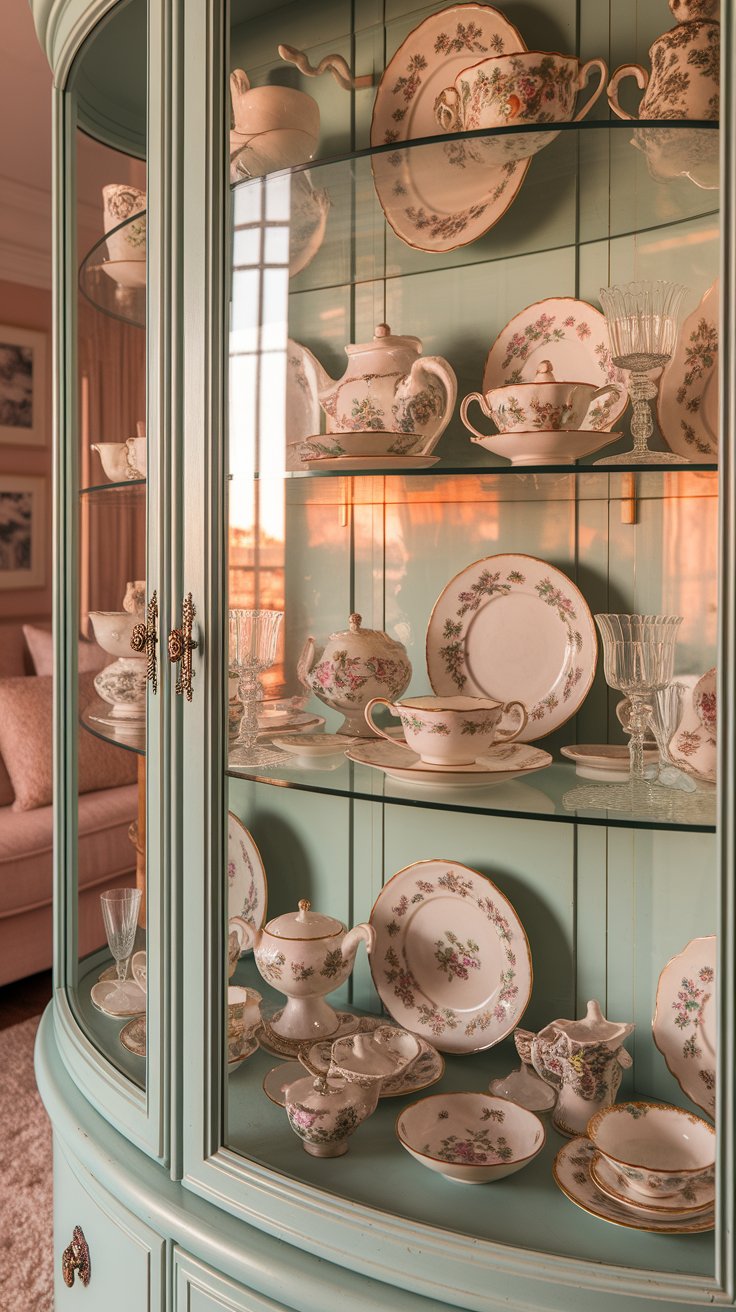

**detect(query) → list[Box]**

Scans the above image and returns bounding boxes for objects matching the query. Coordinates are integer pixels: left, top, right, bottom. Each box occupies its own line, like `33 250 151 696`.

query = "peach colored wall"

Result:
0 278 52 621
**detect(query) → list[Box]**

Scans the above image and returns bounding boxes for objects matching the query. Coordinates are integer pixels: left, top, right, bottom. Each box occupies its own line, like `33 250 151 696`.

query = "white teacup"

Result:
364 695 528 766
102 183 146 263
227 984 262 1038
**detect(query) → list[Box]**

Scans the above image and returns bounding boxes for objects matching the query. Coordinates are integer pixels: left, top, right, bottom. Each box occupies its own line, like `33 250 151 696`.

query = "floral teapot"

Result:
231 899 375 1041
317 323 457 452
517 999 634 1137
299 612 412 736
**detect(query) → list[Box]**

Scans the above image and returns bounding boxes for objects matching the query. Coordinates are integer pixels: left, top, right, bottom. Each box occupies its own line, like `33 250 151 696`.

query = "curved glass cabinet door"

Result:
54 0 169 1160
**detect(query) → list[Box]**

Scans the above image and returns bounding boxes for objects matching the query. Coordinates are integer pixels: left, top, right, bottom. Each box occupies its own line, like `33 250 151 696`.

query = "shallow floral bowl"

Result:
89 611 139 659
587 1100 715 1203
396 1092 545 1185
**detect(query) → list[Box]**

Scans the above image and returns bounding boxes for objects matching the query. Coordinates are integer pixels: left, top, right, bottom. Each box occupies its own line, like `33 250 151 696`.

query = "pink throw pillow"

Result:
23 624 108 677
0 673 137 811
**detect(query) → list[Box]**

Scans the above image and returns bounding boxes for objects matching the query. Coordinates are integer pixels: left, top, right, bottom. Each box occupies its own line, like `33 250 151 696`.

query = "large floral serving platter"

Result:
653 935 716 1118
369 859 532 1054
483 297 627 432
553 1138 714 1233
371 5 530 253
227 813 268 948
657 280 719 461
426 553 597 741
347 738 552 788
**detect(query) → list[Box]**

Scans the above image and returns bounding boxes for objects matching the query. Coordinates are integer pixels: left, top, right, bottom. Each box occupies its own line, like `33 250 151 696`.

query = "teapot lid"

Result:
345 323 421 356
267 899 344 940
328 613 403 647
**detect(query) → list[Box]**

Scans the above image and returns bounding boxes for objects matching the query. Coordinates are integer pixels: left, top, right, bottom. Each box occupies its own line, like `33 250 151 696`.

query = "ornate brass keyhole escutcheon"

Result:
61 1225 91 1288
168 593 198 701
130 590 158 693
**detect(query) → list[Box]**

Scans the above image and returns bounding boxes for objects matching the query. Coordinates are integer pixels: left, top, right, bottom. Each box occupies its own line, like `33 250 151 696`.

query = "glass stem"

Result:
628 372 658 458
627 697 652 782
236 666 260 751
116 957 128 983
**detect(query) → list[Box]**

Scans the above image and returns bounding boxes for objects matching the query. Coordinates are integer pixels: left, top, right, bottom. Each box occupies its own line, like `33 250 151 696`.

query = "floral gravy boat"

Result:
607 20 719 122
299 612 412 736
232 899 375 1041
316 324 457 452
520 999 634 1137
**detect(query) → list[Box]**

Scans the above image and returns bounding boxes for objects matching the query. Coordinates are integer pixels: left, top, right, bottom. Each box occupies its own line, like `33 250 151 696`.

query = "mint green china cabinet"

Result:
34 0 736 1308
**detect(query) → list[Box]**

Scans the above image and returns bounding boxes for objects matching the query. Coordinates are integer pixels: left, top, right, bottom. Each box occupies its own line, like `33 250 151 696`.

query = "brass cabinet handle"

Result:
130 589 158 693
168 592 198 701
61 1225 91 1288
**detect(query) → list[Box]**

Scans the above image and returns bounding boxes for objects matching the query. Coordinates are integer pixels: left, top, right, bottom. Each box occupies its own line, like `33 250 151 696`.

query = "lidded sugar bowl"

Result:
299 612 412 736
232 899 375 1040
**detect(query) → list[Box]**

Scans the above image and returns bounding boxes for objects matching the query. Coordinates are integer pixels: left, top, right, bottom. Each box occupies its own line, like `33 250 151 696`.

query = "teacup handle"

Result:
573 382 622 430
229 914 255 953
574 58 609 122
460 392 495 443
364 697 413 750
606 63 649 122
494 700 529 744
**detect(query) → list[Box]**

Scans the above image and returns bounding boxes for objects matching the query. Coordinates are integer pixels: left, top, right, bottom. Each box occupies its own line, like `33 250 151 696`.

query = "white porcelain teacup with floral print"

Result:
461 362 622 437
587 1100 715 1205
364 694 528 766
434 51 608 161
607 21 719 123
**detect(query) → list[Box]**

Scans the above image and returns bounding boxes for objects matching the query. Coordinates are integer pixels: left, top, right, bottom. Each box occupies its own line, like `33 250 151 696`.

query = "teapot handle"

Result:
460 392 495 443
617 1047 633 1069
297 636 316 689
364 697 414 750
607 63 649 121
573 58 608 122
408 355 458 453
570 381 622 430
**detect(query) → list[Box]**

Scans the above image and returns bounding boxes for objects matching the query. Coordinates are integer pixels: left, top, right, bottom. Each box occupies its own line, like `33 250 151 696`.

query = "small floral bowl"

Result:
587 1100 715 1204
396 1092 545 1185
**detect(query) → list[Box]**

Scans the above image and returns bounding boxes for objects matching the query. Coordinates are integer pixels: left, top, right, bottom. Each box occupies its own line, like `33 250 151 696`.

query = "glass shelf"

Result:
80 479 146 502
230 122 718 298
81 702 145 756
79 209 146 328
226 756 716 833
281 461 718 482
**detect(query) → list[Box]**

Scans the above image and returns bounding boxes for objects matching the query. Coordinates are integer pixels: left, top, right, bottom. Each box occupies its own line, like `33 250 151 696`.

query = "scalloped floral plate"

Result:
227 813 268 951
426 553 597 741
369 859 532 1054
657 280 719 461
370 5 530 253
653 935 716 1118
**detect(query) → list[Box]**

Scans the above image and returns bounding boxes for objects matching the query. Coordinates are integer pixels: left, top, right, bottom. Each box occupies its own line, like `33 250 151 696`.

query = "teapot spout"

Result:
341 921 376 969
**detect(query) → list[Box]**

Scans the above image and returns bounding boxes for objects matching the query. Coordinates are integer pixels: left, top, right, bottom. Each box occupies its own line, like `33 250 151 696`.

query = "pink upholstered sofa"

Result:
0 622 137 986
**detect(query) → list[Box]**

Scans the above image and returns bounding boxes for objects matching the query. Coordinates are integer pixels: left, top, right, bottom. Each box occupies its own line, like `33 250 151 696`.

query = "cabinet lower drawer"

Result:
174 1250 290 1312
54 1138 165 1309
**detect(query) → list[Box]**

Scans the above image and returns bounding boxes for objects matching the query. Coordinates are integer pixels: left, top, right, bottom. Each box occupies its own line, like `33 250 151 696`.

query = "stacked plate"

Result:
554 1136 714 1234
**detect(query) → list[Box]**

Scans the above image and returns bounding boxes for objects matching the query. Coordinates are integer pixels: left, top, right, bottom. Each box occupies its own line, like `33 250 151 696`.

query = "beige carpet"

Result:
0 1016 53 1311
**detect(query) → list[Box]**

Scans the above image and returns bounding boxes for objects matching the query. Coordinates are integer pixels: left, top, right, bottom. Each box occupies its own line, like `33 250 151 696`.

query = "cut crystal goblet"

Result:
229 608 287 768
595 280 688 466
595 614 683 780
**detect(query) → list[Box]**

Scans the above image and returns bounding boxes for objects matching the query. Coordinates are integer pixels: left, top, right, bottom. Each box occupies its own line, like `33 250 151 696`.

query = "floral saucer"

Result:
657 280 718 461
371 5 529 253
268 733 353 758
297 455 440 472
347 739 552 788
426 552 597 741
257 1009 360 1060
119 1016 146 1057
483 298 627 431
90 978 146 1018
300 1029 445 1098
553 1138 714 1233
561 743 659 782
227 813 267 948
590 1151 714 1216
370 859 532 1055
470 428 623 467
228 1025 259 1070
653 935 716 1118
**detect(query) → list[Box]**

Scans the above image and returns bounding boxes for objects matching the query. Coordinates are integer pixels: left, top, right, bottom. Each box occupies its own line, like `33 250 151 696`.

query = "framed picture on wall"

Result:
0 476 46 589
0 326 46 446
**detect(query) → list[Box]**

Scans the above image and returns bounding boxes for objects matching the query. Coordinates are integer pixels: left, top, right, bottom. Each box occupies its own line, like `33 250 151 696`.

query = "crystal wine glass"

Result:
99 887 143 1010
229 608 287 767
595 280 688 466
595 614 683 780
